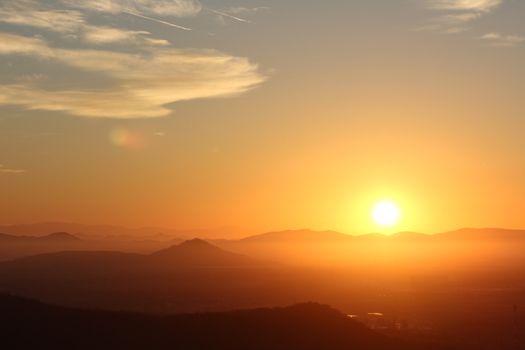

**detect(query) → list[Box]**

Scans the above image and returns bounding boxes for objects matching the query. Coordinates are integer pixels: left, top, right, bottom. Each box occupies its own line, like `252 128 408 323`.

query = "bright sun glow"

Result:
372 201 401 227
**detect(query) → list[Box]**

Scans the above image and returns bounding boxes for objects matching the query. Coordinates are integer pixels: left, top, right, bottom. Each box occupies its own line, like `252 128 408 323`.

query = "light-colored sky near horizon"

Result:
1 0 525 234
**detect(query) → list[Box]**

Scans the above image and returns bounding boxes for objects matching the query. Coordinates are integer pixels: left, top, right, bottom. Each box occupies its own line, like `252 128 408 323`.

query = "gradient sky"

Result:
1 0 525 234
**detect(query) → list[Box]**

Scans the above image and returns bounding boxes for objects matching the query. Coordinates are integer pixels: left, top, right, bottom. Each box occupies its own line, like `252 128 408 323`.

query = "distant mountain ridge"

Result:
0 222 252 240
2 221 525 242
0 239 259 269
435 228 525 240
239 228 525 242
241 229 353 242
0 232 79 242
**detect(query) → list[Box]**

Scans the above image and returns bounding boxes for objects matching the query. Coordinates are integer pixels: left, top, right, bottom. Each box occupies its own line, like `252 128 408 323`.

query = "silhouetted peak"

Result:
41 232 79 241
178 238 213 248
159 239 223 254
149 239 258 267
151 238 231 258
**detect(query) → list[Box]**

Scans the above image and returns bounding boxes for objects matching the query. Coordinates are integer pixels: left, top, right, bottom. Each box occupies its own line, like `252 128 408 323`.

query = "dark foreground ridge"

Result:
0 294 445 350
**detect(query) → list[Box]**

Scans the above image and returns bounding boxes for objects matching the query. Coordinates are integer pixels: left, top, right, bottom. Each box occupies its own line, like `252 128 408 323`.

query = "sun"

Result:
372 200 401 227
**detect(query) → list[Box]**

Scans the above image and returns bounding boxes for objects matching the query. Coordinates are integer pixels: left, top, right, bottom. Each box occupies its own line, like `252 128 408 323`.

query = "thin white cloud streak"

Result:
82 25 169 45
422 0 504 33
0 165 26 174
0 33 266 118
226 7 270 15
122 10 192 31
426 0 502 12
206 8 253 24
481 32 525 47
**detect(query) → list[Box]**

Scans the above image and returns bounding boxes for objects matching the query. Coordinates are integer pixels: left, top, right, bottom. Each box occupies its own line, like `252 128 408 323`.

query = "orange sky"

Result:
1 0 525 235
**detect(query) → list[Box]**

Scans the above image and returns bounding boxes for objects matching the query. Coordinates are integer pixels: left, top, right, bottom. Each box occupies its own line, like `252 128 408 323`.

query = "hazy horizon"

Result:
4 220 525 238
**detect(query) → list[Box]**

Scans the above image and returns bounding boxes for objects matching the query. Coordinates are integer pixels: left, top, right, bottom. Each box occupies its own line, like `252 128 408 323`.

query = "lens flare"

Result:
110 128 145 149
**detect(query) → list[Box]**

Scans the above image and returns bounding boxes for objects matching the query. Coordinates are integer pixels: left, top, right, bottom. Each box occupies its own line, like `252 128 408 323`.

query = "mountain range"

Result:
238 228 525 243
0 222 252 240
0 232 79 242
2 222 525 243
0 239 259 271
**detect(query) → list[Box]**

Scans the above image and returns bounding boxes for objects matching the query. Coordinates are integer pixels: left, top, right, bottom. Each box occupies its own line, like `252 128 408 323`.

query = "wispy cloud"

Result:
481 32 525 47
0 33 266 118
225 7 270 16
206 8 253 24
422 0 504 33
83 25 169 45
0 0 190 41
64 0 200 30
0 0 268 118
426 0 502 12
0 0 198 34
63 0 202 17
0 33 49 55
0 165 26 174
0 1 85 33
206 6 270 25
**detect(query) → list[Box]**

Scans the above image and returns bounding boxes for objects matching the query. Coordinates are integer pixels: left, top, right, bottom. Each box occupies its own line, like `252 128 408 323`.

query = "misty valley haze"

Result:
1 227 525 349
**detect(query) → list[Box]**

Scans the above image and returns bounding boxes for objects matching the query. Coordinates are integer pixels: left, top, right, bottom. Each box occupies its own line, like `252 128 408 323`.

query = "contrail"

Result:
206 8 253 24
123 11 192 31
